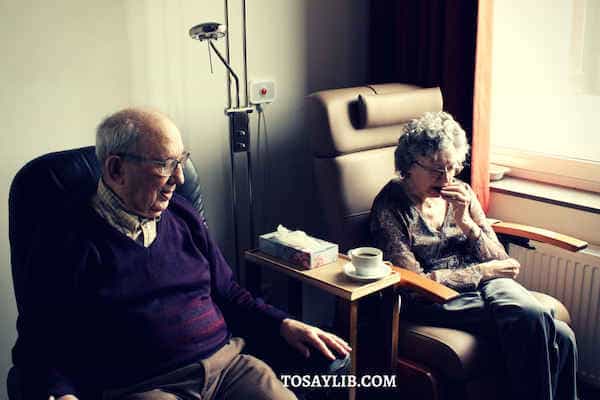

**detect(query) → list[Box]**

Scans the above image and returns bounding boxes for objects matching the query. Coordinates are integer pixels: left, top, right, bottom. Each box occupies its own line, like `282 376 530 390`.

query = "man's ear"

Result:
104 155 126 185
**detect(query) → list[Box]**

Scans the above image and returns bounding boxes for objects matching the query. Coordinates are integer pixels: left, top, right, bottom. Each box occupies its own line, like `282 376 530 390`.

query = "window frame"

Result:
488 0 600 195
491 146 600 194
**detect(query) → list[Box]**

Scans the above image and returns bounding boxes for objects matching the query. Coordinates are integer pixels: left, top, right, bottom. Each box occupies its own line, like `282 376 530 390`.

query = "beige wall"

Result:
0 0 369 398
488 192 600 248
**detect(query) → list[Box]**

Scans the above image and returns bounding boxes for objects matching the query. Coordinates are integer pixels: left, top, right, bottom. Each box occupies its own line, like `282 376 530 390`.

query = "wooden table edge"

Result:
244 250 401 301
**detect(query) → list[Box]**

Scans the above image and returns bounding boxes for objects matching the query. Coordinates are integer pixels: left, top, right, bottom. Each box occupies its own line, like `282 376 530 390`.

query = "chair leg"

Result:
7 366 22 400
396 358 440 400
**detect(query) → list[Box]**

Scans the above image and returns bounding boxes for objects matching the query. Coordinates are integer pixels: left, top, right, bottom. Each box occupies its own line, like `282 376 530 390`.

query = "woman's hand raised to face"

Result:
440 182 472 225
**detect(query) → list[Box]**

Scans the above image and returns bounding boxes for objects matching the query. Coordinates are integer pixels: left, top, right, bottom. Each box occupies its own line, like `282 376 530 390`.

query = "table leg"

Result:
336 298 358 400
244 259 262 295
288 279 303 319
381 287 399 371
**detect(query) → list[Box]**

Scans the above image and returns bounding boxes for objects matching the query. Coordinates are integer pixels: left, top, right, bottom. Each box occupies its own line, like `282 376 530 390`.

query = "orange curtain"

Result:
471 0 494 212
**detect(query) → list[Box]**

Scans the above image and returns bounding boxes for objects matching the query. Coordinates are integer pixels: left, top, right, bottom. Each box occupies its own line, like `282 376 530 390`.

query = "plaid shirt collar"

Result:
91 179 158 245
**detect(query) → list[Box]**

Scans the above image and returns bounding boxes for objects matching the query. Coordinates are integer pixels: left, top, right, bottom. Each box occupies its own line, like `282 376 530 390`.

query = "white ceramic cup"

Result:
347 247 383 276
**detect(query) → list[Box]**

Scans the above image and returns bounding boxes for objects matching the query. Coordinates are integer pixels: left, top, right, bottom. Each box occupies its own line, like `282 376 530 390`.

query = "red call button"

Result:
260 87 268 96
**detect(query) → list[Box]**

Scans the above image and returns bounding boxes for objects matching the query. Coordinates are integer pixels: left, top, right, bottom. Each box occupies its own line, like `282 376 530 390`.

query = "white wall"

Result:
0 0 369 398
0 1 132 398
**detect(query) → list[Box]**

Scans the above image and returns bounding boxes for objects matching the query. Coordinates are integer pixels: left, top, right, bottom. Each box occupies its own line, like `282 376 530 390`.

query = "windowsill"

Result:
490 177 600 215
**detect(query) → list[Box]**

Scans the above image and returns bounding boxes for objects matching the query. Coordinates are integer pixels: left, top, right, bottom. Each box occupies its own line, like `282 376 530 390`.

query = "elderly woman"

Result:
370 111 577 400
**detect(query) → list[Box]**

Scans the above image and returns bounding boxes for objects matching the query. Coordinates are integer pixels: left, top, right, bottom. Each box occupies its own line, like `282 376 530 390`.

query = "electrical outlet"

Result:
250 80 276 104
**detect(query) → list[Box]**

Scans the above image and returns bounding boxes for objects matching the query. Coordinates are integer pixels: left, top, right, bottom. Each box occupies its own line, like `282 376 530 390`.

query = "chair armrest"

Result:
489 220 588 252
388 221 587 304
391 266 459 303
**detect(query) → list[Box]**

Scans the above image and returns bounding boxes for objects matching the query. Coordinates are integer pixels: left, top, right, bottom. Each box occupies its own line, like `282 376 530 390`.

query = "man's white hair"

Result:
96 108 166 165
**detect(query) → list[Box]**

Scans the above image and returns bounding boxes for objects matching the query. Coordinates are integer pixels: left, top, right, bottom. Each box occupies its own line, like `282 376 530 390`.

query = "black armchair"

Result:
7 146 347 399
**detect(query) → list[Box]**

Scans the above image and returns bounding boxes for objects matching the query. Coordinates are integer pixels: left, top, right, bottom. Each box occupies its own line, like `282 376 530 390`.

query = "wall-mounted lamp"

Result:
189 22 226 41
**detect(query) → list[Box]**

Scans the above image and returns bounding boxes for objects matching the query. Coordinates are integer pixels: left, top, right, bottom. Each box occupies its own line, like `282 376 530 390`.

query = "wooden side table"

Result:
244 250 401 400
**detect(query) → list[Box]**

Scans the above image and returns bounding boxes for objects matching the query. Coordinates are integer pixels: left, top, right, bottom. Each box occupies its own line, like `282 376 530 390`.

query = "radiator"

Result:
510 242 600 387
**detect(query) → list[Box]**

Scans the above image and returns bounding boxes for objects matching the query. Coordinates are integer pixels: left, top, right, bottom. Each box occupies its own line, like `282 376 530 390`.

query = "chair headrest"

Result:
307 83 443 157
357 87 442 129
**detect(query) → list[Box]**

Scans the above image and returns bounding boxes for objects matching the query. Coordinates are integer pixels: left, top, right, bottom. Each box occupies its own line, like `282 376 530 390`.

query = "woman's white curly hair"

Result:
394 111 469 177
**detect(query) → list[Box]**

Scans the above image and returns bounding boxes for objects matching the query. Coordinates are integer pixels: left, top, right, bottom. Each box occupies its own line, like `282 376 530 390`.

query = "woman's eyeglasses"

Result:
414 160 463 179
117 151 191 177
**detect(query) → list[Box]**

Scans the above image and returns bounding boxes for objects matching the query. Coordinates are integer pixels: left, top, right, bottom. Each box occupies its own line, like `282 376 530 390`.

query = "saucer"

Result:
343 262 391 281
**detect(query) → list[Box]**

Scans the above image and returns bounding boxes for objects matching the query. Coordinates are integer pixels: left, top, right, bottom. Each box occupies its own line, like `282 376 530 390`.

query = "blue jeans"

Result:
404 278 577 400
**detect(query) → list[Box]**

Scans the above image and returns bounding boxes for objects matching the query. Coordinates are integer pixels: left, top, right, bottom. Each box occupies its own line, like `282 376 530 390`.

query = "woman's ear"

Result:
104 155 126 185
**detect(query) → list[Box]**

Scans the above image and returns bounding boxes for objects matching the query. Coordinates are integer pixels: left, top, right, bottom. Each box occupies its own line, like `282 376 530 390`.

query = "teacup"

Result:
347 247 383 276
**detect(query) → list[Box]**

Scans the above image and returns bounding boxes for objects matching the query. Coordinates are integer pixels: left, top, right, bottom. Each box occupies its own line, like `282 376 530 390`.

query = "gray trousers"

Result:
103 337 296 400
405 278 578 400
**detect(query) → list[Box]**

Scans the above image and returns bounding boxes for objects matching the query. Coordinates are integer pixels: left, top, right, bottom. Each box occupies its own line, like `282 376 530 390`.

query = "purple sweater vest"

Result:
46 194 287 397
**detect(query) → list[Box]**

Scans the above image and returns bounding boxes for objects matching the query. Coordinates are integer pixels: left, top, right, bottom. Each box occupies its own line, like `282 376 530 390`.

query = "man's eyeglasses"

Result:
414 160 462 179
117 151 191 177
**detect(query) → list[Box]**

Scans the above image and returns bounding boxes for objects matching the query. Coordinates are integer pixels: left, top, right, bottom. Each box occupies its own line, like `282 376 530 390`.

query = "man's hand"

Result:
280 318 352 360
479 258 520 281
49 395 79 400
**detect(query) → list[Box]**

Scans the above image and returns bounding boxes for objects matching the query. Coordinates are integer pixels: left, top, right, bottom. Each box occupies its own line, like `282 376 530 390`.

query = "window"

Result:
490 0 600 193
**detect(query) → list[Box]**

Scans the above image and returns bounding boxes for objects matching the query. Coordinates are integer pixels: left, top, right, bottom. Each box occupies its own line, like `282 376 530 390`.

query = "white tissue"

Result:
274 225 322 251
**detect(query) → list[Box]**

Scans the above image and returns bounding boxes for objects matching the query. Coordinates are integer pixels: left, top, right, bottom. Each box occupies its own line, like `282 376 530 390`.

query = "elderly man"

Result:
42 108 350 400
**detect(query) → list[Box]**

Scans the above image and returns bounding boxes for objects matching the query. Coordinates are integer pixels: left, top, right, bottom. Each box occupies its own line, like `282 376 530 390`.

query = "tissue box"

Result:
258 232 338 269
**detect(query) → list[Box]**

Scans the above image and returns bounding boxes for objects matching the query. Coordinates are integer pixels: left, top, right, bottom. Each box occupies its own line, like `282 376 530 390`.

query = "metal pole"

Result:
241 0 255 248
242 0 249 107
224 0 240 272
229 115 240 271
224 0 232 109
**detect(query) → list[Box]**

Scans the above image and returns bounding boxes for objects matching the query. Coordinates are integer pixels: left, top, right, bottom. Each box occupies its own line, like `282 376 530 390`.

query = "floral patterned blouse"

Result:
370 178 509 291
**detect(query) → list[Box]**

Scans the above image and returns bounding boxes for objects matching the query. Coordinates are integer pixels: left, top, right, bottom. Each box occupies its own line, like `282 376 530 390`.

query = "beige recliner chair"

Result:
307 83 587 400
